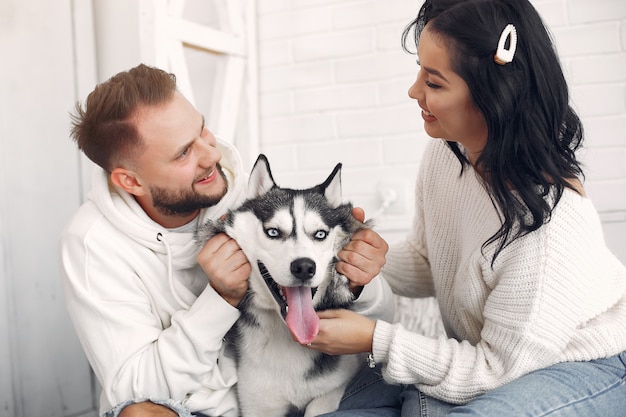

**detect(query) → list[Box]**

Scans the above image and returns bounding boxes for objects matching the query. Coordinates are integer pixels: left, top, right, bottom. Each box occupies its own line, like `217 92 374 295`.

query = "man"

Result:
60 64 397 417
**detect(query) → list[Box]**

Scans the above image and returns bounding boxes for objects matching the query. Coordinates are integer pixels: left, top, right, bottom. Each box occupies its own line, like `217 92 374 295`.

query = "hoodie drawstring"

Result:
157 232 191 309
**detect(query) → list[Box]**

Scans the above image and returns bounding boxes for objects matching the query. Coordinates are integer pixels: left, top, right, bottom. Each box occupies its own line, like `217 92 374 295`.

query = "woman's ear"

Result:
110 167 147 196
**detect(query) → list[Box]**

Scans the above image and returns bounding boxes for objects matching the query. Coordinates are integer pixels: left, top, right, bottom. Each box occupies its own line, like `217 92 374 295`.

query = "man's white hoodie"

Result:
60 140 394 416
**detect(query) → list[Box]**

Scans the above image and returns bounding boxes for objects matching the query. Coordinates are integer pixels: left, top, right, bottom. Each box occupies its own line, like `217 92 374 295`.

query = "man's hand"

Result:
336 207 388 291
197 233 250 307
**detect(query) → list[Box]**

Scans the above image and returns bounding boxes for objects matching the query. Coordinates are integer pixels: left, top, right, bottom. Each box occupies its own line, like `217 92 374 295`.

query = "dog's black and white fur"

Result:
196 155 371 417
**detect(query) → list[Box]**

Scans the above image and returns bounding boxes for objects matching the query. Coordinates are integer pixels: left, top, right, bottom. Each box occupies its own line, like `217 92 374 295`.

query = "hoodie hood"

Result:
90 139 248 272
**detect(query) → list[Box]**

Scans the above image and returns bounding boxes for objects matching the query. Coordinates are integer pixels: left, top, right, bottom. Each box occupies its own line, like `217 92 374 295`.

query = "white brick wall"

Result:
256 0 626 263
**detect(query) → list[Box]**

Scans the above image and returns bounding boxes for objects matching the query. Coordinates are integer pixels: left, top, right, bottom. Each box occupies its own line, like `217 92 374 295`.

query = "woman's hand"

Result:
197 233 251 307
306 309 376 355
337 207 389 291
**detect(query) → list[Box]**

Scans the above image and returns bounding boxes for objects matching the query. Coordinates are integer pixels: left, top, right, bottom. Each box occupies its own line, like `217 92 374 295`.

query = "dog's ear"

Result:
321 163 343 208
247 154 276 199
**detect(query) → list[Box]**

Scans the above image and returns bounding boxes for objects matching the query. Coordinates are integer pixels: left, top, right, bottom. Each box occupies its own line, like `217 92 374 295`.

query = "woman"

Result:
312 0 626 415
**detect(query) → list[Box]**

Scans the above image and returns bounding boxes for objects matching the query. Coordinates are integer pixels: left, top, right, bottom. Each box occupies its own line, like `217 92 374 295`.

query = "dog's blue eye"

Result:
265 228 280 238
314 230 327 240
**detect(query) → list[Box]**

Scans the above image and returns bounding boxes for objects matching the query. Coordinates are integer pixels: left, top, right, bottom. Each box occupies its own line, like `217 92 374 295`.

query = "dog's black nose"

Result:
290 258 316 281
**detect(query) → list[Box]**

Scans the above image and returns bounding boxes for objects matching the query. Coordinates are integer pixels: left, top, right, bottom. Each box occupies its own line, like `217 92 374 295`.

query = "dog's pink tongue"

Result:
283 286 319 345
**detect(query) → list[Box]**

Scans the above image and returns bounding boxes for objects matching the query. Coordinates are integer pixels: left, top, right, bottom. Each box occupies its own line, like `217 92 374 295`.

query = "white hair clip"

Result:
494 24 517 65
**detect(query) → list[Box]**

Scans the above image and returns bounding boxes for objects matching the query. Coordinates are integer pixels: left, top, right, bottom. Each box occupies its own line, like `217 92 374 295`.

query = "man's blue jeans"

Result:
398 350 626 417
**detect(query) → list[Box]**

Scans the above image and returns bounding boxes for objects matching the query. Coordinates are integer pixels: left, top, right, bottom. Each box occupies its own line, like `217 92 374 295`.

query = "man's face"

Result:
130 92 228 225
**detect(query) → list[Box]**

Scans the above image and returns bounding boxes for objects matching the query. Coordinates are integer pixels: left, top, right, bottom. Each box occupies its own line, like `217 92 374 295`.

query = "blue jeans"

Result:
317 363 403 417
401 350 626 416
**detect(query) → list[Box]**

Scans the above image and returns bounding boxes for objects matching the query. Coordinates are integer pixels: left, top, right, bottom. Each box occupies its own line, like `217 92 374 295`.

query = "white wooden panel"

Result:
226 0 245 33
239 0 260 166
0 0 98 416
169 41 196 105
72 0 99 201
92 0 143 80
211 56 246 141
171 18 246 55
0 224 16 417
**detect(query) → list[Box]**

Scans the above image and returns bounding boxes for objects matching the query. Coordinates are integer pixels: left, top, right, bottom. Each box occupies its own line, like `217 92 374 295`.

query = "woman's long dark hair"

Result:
402 0 584 265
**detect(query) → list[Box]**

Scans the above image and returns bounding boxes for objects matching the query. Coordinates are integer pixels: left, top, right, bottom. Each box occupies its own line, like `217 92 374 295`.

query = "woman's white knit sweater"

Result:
374 139 626 404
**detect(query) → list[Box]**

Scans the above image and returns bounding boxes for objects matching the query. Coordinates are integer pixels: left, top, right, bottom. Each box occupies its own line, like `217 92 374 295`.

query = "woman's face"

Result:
408 25 488 164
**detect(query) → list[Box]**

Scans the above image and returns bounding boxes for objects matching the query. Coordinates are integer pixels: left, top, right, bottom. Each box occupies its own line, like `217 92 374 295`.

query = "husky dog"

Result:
196 155 371 417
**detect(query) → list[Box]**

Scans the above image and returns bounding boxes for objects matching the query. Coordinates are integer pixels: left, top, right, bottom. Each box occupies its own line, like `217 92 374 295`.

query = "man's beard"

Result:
150 165 229 217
